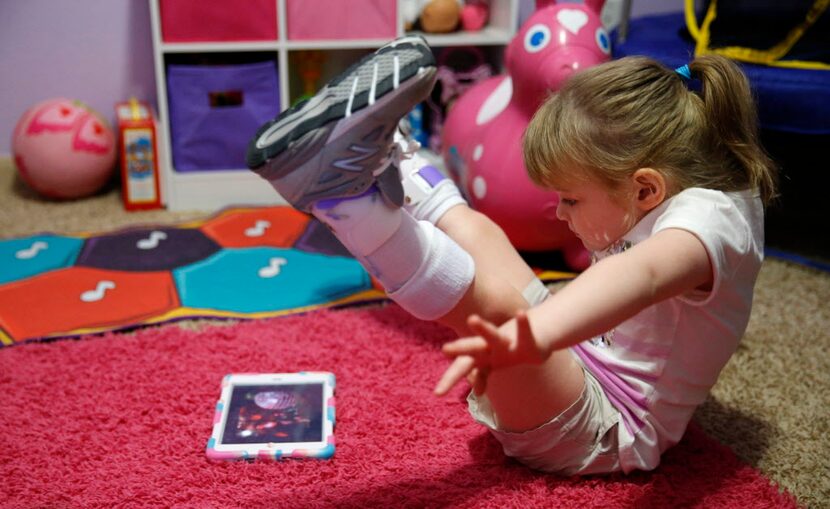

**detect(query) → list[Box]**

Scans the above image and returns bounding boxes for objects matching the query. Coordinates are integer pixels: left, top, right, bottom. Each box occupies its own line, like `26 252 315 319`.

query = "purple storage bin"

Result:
167 61 279 172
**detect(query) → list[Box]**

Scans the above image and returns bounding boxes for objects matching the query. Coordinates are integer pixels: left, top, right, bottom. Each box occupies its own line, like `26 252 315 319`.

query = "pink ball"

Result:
12 98 116 199
460 3 489 31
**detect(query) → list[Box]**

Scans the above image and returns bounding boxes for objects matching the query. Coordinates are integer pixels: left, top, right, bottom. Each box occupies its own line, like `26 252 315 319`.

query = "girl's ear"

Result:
631 168 666 211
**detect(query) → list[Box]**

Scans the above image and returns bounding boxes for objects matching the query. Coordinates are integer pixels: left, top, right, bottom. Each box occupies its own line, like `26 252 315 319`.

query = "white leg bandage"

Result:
387 220 475 321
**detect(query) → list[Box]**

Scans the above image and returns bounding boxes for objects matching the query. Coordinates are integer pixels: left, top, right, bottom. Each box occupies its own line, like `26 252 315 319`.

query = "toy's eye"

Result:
524 24 551 53
596 27 611 55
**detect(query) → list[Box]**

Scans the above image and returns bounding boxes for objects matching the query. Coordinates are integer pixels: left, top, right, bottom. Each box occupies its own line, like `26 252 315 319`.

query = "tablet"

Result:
206 372 335 461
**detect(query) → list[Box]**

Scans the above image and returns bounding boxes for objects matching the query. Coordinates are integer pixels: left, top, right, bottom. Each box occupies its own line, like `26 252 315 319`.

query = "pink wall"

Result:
0 0 157 156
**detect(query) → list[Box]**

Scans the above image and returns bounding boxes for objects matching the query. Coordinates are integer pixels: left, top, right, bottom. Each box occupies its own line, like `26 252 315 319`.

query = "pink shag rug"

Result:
0 305 797 508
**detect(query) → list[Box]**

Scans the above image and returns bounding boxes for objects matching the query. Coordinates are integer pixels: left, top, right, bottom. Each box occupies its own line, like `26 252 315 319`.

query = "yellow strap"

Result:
745 0 828 62
713 49 830 70
692 0 720 56
684 0 701 41
688 0 830 70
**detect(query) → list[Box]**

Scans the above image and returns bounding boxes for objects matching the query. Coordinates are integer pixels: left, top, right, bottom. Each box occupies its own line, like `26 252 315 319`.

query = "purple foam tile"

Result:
76 227 222 272
294 220 353 259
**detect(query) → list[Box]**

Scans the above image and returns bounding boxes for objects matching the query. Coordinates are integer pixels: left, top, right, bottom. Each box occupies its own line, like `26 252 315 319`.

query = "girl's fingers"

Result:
434 355 476 396
437 312 528 397
442 336 489 356
467 314 504 343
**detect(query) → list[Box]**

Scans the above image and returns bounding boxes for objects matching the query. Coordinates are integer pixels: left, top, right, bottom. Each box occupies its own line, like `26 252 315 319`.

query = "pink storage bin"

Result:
160 0 278 42
287 0 397 40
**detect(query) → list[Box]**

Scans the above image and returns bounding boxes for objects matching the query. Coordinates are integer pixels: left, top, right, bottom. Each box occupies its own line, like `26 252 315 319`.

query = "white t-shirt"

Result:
571 187 765 473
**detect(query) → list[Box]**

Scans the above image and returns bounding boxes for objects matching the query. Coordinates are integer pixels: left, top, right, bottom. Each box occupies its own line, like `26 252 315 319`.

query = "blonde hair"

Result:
523 55 777 205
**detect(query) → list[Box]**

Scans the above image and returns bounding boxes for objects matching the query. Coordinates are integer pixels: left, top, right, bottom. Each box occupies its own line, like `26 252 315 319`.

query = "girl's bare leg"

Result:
432 204 586 432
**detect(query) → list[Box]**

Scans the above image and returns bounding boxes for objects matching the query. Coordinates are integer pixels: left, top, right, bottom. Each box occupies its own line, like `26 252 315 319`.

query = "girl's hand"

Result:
434 310 548 396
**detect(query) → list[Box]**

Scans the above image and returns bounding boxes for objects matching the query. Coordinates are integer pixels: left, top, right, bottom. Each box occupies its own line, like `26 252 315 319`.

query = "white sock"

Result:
312 190 425 291
312 189 475 318
393 129 468 225
313 190 402 257
363 213 429 291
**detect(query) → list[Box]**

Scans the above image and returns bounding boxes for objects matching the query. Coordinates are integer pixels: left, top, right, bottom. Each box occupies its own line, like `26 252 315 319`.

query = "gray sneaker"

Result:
247 36 437 212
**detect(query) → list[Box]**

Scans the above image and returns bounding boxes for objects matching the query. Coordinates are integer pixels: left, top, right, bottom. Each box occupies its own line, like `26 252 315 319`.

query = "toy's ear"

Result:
534 1 606 14
583 0 606 16
631 168 666 211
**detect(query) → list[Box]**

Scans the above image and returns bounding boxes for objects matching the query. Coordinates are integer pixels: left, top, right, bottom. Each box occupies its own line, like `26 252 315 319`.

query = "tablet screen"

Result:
221 382 324 445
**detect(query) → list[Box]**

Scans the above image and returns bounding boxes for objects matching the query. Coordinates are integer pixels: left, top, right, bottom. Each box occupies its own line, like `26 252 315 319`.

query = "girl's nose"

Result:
556 200 568 221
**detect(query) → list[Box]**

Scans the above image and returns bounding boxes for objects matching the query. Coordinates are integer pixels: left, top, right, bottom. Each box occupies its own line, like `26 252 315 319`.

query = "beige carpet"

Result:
1 159 827 507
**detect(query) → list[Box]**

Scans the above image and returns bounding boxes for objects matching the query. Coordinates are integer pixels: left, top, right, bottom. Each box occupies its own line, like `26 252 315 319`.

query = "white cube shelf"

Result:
149 0 518 211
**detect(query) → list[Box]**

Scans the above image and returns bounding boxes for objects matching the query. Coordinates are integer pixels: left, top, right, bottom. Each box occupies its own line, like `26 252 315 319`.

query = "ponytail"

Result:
690 55 778 204
525 54 777 205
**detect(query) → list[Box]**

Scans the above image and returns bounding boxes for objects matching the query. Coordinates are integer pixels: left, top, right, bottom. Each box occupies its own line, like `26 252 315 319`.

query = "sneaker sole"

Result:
257 66 437 211
247 36 436 171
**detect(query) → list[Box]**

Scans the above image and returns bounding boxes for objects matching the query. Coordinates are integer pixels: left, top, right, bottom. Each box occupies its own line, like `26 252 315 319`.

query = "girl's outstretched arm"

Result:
434 227 713 396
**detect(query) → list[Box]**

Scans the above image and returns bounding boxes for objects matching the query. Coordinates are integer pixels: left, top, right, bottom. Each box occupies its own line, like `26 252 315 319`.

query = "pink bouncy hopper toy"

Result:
442 0 610 269
12 98 116 200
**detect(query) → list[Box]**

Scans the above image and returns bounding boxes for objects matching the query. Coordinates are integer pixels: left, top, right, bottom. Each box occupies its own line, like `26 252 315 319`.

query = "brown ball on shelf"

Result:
420 0 461 33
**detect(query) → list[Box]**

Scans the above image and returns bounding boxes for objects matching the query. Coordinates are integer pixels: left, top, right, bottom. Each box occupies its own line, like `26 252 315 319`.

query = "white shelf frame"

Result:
149 0 518 211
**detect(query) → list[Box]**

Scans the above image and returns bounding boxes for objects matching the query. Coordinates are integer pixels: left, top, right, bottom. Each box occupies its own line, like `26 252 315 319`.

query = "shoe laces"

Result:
374 129 420 176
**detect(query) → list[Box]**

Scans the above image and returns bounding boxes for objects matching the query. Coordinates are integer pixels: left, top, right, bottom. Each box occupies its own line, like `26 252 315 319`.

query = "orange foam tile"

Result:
201 207 310 248
0 267 179 342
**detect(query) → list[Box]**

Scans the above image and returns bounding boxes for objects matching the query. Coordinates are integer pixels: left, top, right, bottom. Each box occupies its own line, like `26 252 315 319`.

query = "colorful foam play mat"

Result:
0 206 574 346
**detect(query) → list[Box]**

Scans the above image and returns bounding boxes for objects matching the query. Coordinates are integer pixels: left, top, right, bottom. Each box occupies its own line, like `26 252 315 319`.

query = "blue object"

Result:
614 12 830 134
0 235 84 284
173 247 371 313
407 103 429 147
674 64 692 80
766 248 830 273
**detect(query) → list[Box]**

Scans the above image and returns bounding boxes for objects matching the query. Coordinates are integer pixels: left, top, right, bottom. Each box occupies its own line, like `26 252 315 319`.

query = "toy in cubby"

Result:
294 50 326 106
12 98 116 199
426 45 494 152
441 0 611 270
403 0 490 33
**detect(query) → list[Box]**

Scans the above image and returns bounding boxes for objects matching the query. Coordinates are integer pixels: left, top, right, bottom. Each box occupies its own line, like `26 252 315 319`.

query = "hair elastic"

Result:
674 64 692 81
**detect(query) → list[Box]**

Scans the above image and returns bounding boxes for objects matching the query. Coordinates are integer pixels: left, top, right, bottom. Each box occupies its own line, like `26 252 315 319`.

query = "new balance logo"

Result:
333 144 379 172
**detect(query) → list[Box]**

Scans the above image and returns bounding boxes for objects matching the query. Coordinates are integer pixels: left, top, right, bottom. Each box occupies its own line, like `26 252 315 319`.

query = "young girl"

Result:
247 36 776 475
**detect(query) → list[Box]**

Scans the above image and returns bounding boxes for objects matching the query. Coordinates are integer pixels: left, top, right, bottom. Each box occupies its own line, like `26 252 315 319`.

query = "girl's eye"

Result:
561 198 577 206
